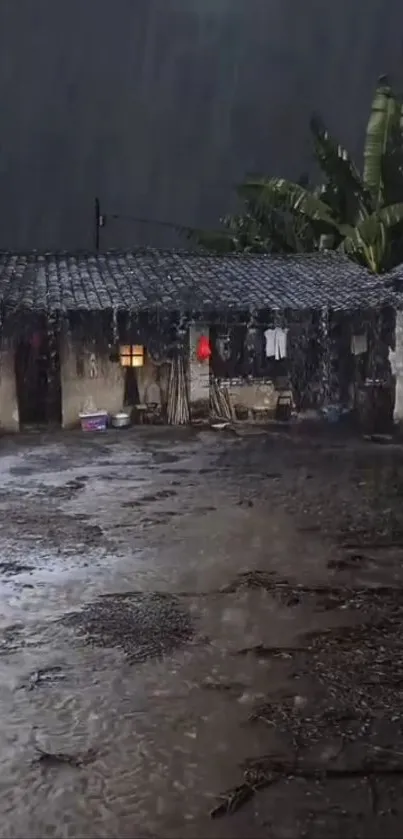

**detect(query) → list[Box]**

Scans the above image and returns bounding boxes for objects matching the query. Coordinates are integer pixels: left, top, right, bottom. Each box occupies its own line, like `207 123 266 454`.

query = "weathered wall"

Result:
60 338 125 428
389 310 403 423
189 324 210 408
0 346 19 432
219 378 279 416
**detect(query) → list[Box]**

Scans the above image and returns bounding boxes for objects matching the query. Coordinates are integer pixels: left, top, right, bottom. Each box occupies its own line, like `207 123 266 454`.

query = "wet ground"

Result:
1 425 403 837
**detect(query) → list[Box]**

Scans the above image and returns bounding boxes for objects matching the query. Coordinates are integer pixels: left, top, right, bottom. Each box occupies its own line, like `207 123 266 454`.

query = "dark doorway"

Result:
15 324 62 427
123 368 140 406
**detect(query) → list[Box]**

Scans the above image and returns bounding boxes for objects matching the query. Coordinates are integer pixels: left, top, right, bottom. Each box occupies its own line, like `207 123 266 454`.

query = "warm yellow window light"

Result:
119 345 144 368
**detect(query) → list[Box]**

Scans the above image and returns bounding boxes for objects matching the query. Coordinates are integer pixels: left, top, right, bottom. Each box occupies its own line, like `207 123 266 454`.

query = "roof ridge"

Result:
0 247 356 261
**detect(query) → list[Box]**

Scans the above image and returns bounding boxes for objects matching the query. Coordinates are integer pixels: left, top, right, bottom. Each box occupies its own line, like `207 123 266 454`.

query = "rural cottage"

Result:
0 249 397 432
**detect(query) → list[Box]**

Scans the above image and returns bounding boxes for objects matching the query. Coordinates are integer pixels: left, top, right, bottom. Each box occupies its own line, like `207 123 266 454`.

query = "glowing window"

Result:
119 345 144 368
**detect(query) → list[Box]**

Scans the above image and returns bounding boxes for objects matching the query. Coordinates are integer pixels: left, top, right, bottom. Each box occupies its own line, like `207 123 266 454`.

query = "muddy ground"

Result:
1 425 403 838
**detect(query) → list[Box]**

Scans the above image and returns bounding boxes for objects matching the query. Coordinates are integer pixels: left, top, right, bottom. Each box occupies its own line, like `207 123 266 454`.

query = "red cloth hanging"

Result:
196 335 211 362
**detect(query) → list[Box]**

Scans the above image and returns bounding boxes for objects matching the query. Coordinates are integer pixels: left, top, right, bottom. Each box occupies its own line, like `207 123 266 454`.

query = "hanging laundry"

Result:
216 335 231 361
275 327 288 360
264 328 275 357
351 333 367 356
264 327 288 360
245 326 260 352
89 352 98 378
196 335 211 362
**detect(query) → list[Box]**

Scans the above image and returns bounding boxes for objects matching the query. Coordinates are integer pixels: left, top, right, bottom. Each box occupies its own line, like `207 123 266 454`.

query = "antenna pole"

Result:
94 197 106 251
95 197 101 251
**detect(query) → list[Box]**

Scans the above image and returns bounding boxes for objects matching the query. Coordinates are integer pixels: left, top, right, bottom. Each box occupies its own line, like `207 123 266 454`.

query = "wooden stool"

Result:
251 406 270 422
135 404 148 425
145 402 162 424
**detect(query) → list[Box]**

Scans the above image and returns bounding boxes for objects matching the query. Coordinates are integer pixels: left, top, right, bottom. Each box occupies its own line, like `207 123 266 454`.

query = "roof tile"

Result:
0 249 390 313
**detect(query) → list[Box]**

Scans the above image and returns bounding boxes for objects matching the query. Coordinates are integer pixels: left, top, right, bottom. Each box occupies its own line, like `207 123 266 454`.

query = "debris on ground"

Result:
61 592 194 663
33 745 97 769
198 678 247 697
26 665 67 691
5 431 403 835
211 748 403 818
0 561 34 576
211 574 403 819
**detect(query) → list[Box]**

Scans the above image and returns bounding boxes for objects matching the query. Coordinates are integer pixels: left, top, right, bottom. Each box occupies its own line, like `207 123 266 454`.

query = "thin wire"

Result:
100 173 244 233
109 212 194 233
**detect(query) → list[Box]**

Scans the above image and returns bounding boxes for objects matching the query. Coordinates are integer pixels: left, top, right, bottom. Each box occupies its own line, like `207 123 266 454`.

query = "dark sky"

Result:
0 0 402 251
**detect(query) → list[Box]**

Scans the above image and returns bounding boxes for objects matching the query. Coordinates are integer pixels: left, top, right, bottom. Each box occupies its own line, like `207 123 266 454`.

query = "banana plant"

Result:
239 78 403 272
186 177 318 255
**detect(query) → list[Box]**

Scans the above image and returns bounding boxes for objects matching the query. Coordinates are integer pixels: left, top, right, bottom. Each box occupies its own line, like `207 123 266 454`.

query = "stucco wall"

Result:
0 346 19 432
390 310 403 423
60 339 125 428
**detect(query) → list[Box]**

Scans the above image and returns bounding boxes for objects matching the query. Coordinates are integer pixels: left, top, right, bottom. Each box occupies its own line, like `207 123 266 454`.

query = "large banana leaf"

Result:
342 208 403 272
363 78 401 207
310 115 372 221
239 178 339 229
381 123 403 205
342 220 386 273
378 201 403 227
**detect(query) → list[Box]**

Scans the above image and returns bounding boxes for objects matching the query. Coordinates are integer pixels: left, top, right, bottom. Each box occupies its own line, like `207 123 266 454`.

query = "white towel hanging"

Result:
264 327 288 359
275 327 288 360
264 328 276 357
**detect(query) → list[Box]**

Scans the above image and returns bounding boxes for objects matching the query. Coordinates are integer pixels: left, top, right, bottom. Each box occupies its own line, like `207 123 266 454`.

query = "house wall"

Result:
0 345 19 432
60 338 173 427
390 309 403 424
60 338 125 428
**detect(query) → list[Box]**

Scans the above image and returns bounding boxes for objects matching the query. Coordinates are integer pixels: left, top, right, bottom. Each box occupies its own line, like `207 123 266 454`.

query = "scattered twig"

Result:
220 571 403 599
210 784 255 818
341 541 403 550
210 753 403 819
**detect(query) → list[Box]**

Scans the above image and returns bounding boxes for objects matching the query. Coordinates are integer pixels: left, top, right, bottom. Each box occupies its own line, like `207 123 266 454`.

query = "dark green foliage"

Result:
190 78 403 273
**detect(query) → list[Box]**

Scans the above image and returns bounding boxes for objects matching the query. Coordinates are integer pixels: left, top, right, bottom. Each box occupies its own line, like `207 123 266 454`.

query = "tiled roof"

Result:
0 249 389 314
381 263 403 293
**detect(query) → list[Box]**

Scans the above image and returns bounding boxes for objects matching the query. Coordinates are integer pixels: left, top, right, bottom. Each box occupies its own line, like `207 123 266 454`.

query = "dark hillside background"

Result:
0 0 402 250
